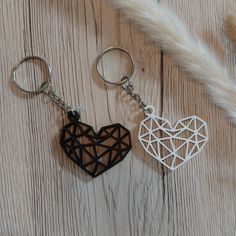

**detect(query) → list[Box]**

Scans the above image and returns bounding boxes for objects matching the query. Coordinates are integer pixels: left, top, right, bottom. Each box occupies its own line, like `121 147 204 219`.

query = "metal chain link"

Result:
42 82 74 113
121 77 147 111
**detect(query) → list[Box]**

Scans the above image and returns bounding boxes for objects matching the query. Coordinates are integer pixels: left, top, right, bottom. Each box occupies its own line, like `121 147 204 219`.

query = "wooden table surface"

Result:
1 0 236 235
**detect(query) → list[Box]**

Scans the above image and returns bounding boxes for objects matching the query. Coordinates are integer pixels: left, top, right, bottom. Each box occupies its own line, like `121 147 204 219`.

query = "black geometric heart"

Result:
60 120 132 177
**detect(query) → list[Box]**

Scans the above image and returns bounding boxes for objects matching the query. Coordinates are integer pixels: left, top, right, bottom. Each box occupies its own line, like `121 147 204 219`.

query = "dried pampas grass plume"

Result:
109 0 236 122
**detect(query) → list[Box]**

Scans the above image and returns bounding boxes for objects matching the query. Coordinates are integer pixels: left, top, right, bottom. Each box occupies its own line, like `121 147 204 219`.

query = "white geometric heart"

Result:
138 108 208 171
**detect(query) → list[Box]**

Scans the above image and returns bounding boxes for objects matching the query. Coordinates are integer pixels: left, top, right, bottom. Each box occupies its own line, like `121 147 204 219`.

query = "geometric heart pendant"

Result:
138 107 208 171
60 116 132 177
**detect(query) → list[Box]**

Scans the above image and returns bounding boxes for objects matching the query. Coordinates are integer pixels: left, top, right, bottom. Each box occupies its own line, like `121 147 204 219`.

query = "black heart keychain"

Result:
11 56 132 177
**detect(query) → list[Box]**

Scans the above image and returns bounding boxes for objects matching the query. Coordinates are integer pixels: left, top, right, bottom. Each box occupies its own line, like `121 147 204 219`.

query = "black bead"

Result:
67 110 80 122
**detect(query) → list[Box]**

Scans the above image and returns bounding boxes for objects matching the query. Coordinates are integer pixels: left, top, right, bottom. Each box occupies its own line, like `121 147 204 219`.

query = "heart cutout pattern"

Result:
60 121 132 177
138 114 208 170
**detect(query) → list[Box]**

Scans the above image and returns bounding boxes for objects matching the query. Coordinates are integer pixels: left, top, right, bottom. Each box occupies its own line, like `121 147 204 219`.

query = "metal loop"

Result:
96 47 135 86
11 56 52 94
144 105 156 116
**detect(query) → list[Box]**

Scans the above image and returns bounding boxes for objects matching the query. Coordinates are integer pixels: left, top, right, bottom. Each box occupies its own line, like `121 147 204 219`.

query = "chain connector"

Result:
121 77 147 111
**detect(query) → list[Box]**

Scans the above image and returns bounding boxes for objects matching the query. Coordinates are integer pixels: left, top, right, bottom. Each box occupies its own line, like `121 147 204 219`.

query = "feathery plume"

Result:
110 0 236 121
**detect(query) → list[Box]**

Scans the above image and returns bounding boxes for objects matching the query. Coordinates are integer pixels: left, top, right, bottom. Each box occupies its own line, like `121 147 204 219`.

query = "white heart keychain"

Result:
139 106 208 170
96 47 208 171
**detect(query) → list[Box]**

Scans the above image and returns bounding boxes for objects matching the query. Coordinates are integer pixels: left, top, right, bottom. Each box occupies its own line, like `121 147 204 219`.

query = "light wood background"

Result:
1 0 236 235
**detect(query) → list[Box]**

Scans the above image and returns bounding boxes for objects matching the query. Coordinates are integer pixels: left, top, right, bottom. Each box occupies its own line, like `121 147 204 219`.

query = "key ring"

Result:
10 54 132 178
96 47 135 86
11 56 52 94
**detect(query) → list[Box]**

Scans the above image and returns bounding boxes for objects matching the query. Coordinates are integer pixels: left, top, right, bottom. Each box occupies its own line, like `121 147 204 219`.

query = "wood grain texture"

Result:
0 0 236 235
